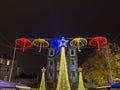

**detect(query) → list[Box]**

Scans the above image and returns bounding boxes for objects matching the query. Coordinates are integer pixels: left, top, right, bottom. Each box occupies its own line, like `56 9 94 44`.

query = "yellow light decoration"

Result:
32 38 49 52
70 38 87 52
39 67 46 90
56 47 71 90
78 67 85 90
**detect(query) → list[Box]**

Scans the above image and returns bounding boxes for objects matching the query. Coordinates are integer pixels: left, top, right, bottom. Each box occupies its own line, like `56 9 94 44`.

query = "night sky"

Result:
0 0 120 74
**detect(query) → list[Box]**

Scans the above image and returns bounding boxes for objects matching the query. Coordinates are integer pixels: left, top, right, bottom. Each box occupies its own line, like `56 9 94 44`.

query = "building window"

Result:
70 66 76 71
50 61 53 66
0 58 3 64
56 61 59 71
71 60 74 65
50 72 53 77
7 67 9 72
49 49 55 56
4 76 8 81
72 71 75 77
50 50 53 55
70 49 76 56
71 50 74 54
7 60 10 65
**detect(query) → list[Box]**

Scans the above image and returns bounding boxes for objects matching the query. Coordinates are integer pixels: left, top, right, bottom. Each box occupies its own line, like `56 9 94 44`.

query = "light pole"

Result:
9 44 17 81
105 44 113 84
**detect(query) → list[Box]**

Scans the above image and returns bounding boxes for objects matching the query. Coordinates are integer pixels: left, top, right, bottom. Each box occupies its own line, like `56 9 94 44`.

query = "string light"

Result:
32 38 49 52
50 37 69 53
56 47 71 90
89 36 108 51
15 38 33 52
70 37 87 52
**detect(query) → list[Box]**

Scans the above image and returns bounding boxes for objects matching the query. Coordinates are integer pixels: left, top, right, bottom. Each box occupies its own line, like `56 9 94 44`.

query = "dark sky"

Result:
0 0 120 74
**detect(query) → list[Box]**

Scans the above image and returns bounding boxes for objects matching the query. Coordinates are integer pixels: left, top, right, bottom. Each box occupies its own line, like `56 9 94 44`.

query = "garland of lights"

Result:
32 38 49 52
14 36 108 52
70 37 87 52
15 38 33 52
89 36 108 51
11 36 109 84
56 47 71 90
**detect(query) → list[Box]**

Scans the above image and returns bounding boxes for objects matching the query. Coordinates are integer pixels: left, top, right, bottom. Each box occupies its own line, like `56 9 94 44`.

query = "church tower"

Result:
47 46 78 90
67 47 78 86
47 47 56 90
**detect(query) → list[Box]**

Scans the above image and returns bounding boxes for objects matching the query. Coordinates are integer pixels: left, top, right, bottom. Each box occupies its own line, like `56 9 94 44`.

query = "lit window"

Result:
0 58 3 64
7 60 10 65
72 71 75 77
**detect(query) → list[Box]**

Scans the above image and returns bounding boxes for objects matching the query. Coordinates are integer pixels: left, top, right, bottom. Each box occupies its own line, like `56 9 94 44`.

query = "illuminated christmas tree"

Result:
78 67 85 90
55 37 71 90
56 47 71 90
39 67 46 90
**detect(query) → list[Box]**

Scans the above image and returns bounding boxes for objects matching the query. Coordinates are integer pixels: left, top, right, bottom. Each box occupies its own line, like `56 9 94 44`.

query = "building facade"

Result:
47 46 78 90
0 56 18 81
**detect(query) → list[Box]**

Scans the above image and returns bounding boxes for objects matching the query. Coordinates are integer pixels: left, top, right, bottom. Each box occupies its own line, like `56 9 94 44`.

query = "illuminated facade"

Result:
0 56 18 81
47 46 78 90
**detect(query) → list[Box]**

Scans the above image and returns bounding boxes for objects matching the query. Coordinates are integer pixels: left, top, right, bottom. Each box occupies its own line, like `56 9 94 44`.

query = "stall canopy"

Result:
0 80 31 89
111 82 120 88
96 82 120 90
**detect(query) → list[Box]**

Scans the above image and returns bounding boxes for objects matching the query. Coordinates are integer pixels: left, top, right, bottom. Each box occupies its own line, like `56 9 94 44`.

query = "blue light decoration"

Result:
50 37 69 53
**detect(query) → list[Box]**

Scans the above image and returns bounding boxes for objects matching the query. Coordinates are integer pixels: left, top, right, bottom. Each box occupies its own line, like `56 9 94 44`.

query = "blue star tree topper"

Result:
50 37 69 54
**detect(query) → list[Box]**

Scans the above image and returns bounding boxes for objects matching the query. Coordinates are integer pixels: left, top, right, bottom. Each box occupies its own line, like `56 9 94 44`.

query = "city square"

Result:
0 0 120 90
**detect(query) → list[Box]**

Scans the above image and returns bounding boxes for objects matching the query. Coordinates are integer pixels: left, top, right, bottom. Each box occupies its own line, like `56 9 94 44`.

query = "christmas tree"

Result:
39 67 46 90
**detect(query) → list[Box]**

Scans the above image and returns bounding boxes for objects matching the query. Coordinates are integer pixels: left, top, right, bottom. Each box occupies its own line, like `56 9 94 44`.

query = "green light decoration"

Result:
78 67 85 90
56 47 71 90
32 38 49 52
39 67 46 90
70 37 87 52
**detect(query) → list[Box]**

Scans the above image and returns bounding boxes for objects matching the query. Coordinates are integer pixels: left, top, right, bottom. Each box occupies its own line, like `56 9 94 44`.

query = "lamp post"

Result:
9 44 17 81
105 44 113 84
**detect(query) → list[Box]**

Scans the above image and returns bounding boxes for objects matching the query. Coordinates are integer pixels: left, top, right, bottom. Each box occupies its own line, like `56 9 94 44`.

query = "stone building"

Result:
47 46 78 90
0 56 18 81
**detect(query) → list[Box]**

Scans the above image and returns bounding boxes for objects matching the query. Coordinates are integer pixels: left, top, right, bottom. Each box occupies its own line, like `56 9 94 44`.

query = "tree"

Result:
39 67 46 90
110 43 120 78
82 48 109 85
82 43 120 85
56 47 71 90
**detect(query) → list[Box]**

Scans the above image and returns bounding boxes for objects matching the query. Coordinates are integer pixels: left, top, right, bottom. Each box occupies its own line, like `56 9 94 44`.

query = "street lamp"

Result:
9 44 17 81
